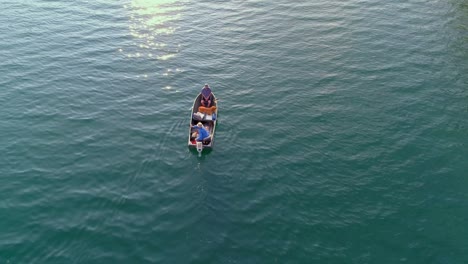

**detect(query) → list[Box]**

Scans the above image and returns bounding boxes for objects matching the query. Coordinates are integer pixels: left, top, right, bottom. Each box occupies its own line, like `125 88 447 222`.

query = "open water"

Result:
1 0 468 263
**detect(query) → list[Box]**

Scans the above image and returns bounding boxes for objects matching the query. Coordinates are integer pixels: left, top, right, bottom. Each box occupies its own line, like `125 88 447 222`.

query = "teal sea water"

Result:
1 0 468 263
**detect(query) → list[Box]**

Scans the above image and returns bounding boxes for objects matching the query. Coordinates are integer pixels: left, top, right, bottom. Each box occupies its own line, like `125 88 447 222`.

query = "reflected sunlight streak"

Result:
122 0 184 61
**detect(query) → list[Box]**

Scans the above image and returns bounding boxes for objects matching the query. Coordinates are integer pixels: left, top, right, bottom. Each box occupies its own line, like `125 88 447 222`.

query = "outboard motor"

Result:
196 141 203 157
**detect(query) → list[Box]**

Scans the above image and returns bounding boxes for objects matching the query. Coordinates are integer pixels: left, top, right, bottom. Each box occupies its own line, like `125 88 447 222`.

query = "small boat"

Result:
188 93 218 153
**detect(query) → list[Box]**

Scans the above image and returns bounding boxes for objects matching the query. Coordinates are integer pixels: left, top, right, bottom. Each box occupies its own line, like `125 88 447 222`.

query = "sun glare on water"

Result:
121 0 183 62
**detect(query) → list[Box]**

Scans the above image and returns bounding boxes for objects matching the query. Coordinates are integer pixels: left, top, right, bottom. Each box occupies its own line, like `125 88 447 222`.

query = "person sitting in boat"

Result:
192 122 210 142
200 84 213 107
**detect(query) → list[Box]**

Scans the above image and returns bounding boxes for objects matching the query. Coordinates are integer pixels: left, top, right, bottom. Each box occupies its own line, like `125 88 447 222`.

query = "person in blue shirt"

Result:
192 122 210 142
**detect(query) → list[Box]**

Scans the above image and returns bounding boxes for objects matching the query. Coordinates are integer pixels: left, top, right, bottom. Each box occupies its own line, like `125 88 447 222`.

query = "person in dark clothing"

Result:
200 84 213 107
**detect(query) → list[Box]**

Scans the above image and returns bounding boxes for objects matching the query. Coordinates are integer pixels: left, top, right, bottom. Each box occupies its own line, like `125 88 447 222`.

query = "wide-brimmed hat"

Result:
197 122 203 127
204 84 210 88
